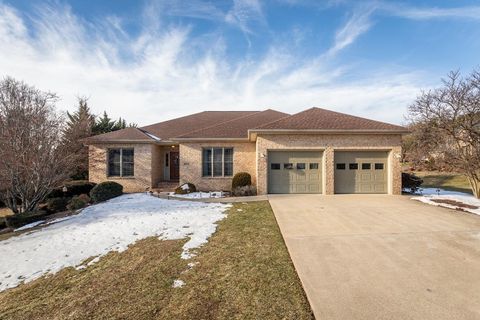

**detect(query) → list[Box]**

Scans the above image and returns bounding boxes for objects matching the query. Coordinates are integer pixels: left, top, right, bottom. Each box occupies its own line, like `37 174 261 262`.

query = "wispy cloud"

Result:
325 5 375 57
0 2 426 125
382 4 480 20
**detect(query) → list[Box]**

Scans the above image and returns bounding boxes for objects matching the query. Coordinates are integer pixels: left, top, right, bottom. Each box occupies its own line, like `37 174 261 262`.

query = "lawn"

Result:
415 171 472 194
0 201 313 320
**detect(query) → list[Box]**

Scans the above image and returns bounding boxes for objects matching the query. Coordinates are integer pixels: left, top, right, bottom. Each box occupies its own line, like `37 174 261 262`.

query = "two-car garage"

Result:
267 150 389 194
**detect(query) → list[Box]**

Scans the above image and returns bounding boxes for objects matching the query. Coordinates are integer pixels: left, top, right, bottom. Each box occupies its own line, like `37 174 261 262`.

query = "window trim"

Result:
202 147 234 177
107 148 134 177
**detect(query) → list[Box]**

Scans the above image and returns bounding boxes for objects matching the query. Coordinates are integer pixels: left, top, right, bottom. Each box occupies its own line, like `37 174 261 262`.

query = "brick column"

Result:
323 147 335 195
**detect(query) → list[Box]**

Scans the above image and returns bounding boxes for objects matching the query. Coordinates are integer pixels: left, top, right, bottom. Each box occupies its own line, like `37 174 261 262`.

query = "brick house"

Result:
84 107 408 195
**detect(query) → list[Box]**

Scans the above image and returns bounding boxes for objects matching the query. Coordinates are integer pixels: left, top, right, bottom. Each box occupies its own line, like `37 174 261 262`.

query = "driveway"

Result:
269 194 480 320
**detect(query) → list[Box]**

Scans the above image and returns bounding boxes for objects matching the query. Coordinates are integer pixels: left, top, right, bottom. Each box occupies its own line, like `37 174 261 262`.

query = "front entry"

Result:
170 151 179 180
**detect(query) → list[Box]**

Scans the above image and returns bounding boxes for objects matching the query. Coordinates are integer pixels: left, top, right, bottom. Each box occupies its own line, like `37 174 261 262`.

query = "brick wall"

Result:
179 142 256 191
255 134 403 195
89 143 154 193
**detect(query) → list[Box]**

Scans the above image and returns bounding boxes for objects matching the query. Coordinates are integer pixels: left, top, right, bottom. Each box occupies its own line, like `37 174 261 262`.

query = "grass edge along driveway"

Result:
0 201 313 320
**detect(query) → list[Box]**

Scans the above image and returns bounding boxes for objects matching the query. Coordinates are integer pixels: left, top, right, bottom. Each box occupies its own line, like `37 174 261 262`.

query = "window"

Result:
296 163 306 170
284 163 293 169
349 163 358 170
202 148 233 177
165 153 169 167
336 163 346 170
108 148 134 177
271 163 281 170
362 163 371 170
375 163 384 170
310 163 319 170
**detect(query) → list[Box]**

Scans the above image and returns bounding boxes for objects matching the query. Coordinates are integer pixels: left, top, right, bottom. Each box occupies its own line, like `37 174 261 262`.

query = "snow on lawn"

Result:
411 188 480 216
0 193 230 292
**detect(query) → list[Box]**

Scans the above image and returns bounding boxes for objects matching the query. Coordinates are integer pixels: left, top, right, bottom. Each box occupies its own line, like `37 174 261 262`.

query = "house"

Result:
84 107 408 195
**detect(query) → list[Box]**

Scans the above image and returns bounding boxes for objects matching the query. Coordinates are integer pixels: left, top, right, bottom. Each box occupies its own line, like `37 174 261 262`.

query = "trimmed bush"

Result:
67 194 90 211
402 172 423 193
174 183 197 195
232 185 257 197
4 210 50 229
90 181 123 203
232 172 252 190
46 197 70 213
47 180 97 199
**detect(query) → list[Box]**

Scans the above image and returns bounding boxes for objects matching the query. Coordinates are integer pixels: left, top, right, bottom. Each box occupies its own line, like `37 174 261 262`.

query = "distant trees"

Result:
407 70 480 198
62 99 137 180
0 77 76 214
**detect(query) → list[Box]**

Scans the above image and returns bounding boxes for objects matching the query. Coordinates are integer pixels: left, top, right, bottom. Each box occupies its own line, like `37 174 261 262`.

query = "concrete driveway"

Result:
269 194 480 320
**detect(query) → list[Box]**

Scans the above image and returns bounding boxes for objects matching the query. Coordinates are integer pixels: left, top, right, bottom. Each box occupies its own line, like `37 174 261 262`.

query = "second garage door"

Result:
334 151 388 194
268 151 323 194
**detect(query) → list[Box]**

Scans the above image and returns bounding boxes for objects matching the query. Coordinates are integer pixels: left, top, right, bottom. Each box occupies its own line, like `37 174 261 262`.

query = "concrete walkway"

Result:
269 194 480 320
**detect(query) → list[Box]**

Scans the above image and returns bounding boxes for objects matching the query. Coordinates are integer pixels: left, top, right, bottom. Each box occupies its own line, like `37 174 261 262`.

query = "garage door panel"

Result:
268 151 323 194
335 151 388 194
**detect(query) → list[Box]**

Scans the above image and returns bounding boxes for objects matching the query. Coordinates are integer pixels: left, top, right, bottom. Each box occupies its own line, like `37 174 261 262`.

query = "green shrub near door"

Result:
90 181 123 203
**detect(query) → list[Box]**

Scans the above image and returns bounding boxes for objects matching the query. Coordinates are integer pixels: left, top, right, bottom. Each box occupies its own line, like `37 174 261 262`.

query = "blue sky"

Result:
1 0 479 125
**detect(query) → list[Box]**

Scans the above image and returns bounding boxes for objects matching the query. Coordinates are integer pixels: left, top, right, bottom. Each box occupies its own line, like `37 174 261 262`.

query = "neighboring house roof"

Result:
253 107 408 132
84 107 407 144
176 109 289 139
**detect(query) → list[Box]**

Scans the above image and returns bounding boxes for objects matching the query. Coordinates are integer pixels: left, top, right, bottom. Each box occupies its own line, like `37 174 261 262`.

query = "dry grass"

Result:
0 201 313 320
415 171 472 194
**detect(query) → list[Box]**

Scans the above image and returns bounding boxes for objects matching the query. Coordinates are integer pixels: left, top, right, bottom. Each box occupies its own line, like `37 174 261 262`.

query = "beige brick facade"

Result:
255 134 403 195
89 143 156 193
89 133 402 195
179 142 256 191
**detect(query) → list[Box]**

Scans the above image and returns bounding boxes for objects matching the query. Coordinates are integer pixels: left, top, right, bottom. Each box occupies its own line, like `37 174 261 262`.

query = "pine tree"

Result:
62 97 95 180
92 111 115 135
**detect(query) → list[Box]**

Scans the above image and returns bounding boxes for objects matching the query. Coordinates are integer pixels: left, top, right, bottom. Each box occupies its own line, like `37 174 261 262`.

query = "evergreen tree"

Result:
92 111 115 135
62 97 95 180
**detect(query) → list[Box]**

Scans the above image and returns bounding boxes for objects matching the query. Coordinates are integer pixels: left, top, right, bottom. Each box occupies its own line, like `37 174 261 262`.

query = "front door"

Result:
170 152 179 180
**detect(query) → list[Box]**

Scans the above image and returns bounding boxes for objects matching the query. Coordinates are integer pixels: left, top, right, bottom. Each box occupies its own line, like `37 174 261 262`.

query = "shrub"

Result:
67 194 90 211
4 210 50 229
46 197 70 213
402 172 423 194
232 185 257 197
232 172 252 190
174 183 197 195
90 181 123 203
47 180 97 199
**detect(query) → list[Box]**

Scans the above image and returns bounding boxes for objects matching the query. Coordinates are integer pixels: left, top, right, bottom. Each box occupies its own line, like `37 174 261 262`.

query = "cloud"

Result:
382 4 480 20
325 5 375 57
0 2 426 126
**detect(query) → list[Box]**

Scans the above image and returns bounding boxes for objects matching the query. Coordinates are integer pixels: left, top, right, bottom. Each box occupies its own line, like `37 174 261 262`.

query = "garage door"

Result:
334 151 388 194
268 151 323 194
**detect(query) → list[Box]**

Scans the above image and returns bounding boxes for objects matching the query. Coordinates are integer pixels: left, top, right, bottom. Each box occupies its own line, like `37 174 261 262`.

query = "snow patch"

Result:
411 188 480 216
0 193 230 291
14 220 45 232
172 279 185 288
170 191 225 199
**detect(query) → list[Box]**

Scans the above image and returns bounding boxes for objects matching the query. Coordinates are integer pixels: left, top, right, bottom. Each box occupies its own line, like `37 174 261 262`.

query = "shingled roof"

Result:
85 111 258 143
85 107 407 144
176 109 289 139
254 107 407 132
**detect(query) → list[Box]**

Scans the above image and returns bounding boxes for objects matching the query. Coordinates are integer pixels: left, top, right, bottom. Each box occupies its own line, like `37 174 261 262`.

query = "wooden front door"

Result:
170 152 179 180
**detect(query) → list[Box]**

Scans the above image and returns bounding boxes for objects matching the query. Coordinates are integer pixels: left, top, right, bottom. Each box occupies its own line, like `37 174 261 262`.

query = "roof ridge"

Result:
308 107 405 128
174 110 264 138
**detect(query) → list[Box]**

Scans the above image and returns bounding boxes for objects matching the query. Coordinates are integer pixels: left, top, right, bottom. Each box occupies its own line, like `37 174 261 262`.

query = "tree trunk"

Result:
467 176 480 199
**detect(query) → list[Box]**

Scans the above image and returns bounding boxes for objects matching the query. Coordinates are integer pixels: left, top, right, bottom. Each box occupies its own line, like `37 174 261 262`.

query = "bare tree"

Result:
408 70 480 198
0 77 76 214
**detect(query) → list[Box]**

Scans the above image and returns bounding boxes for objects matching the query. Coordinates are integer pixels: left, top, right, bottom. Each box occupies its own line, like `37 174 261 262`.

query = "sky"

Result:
1 0 479 126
